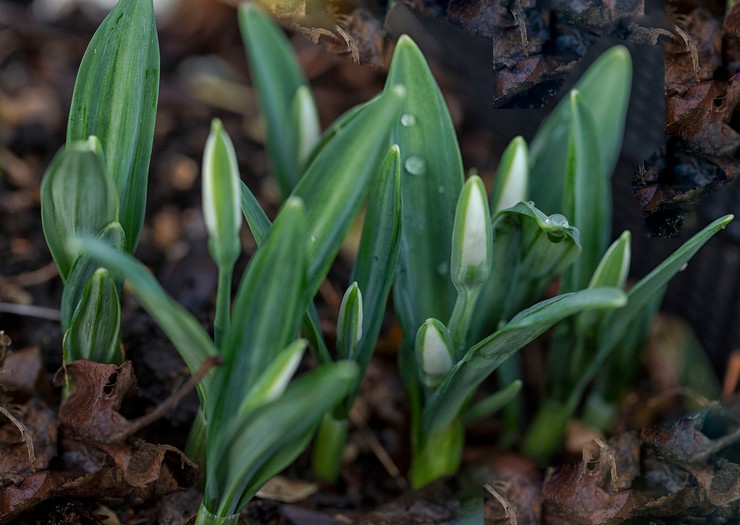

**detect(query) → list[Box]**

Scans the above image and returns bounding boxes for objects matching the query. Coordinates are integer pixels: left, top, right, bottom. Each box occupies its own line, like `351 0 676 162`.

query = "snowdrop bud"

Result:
337 282 363 360
292 85 320 169
415 318 454 388
202 118 242 267
451 175 493 289
491 136 529 213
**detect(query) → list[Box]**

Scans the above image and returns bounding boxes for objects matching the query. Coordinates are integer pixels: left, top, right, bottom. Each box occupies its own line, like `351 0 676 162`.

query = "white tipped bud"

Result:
451 175 493 289
292 86 320 169
415 318 454 388
492 136 529 213
337 282 363 360
589 230 631 289
203 118 242 267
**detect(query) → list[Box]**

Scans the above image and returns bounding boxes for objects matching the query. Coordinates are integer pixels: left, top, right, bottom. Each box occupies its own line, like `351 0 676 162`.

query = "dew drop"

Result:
436 262 449 275
545 214 569 227
437 185 445 194
309 235 317 243
400 113 417 127
679 262 688 271
404 155 427 176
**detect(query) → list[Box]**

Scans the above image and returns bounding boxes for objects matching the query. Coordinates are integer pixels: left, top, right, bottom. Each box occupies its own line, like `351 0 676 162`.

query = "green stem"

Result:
448 286 480 358
194 502 241 525
409 420 464 489
312 413 349 484
214 264 233 348
185 407 207 470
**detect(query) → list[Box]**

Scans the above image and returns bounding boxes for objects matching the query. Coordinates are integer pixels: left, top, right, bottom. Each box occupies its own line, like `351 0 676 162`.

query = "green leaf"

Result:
239 2 313 196
67 0 159 252
336 283 362 360
386 35 464 336
561 91 608 292
72 235 218 399
203 119 242 269
237 339 307 418
529 46 631 215
239 180 271 245
205 361 358 516
61 221 125 330
588 215 734 392
63 268 121 364
469 202 581 341
41 140 119 281
589 230 631 289
423 287 627 436
208 197 306 434
490 136 529 213
291 86 405 299
239 180 331 363
462 380 522 426
350 144 402 371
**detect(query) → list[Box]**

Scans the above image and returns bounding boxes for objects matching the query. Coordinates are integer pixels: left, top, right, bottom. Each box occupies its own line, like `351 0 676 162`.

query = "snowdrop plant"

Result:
40 0 159 365
66 2 407 522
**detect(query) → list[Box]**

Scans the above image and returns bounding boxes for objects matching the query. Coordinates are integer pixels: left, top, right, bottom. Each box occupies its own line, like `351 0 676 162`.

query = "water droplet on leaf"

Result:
400 113 416 127
404 155 427 176
545 214 569 227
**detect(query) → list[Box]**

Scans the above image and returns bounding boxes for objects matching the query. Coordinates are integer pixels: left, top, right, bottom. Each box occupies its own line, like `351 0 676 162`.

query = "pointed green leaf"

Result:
589 230 631 289
462 380 522 426
423 287 627 435
205 361 358 516
239 180 331 363
350 144 403 371
590 215 734 388
209 197 306 434
237 339 307 418
239 2 313 196
239 180 271 245
63 268 121 364
203 118 242 269
67 0 159 252
490 136 529 213
41 140 118 281
386 35 464 335
291 85 405 298
561 91 608 292
529 46 631 214
71 235 218 398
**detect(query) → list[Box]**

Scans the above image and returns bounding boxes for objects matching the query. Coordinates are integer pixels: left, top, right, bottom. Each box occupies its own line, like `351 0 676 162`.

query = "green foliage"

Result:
48 1 735 512
41 0 159 367
239 3 318 196
67 0 159 253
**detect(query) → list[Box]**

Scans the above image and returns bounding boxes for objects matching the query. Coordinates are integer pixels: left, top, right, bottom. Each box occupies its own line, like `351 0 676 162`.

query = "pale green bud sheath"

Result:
416 318 454 388
337 282 363 360
202 118 243 347
292 85 320 170
448 175 492 354
491 136 529 214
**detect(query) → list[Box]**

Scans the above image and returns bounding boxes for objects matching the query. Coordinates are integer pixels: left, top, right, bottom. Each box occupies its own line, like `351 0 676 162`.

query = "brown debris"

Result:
543 401 740 524
0 360 203 522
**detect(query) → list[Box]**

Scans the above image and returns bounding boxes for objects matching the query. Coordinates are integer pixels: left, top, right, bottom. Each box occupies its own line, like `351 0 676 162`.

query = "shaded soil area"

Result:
2 0 740 523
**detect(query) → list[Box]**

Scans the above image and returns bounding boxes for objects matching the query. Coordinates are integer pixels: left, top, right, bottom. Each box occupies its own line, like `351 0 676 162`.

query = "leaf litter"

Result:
0 350 218 523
